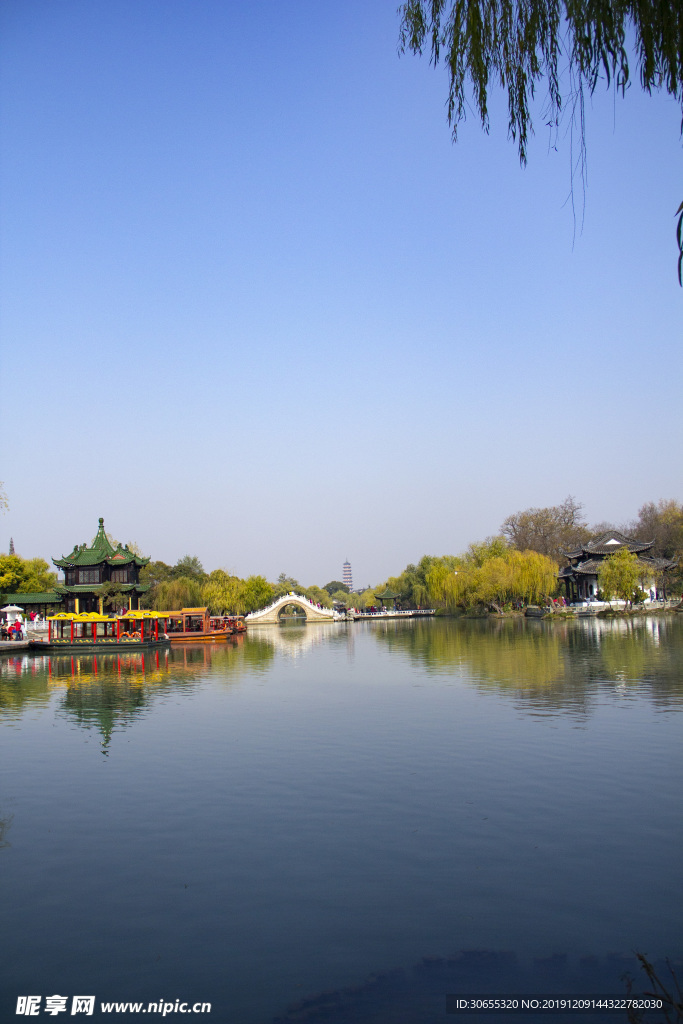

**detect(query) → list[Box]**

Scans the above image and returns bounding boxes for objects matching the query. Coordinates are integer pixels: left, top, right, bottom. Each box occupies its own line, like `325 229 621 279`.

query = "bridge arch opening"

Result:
277 601 308 623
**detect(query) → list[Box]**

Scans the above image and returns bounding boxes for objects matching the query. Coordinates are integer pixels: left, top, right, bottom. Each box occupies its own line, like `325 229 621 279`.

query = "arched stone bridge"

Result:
246 593 342 625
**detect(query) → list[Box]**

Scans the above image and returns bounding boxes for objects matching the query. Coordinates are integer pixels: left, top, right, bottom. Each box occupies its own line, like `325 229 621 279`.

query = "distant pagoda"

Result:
343 559 353 591
53 518 149 613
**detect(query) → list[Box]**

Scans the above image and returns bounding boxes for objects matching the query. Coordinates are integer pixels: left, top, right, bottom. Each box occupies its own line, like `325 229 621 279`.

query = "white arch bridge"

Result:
245 593 343 625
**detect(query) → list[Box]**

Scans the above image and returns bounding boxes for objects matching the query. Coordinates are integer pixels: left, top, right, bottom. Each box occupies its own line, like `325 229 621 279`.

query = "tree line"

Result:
1 497 681 615
368 497 683 614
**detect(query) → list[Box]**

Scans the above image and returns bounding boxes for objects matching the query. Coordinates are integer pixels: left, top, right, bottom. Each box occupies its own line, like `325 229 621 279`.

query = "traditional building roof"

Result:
53 518 150 569
0 591 63 605
559 554 676 579
563 531 653 561
53 583 149 595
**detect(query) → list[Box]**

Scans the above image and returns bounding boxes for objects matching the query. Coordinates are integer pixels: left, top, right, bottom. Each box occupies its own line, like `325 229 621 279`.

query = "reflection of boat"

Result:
161 607 246 643
29 611 170 651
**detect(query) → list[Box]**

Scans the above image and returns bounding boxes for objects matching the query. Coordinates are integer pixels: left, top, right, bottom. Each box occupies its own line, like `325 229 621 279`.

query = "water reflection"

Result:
0 637 274 750
371 616 683 710
1 618 681 747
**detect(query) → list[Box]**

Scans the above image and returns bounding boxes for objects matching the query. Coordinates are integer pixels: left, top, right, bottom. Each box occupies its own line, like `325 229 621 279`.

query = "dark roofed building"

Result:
558 530 676 603
53 518 150 613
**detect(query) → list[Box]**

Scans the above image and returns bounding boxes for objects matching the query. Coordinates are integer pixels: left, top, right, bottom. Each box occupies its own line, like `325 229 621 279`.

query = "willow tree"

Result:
598 547 641 608
399 0 683 277
427 546 557 610
152 576 204 611
202 570 245 614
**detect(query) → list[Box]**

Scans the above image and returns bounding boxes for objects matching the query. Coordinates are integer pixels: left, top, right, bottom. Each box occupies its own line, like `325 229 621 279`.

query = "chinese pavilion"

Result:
53 518 150 613
558 530 676 602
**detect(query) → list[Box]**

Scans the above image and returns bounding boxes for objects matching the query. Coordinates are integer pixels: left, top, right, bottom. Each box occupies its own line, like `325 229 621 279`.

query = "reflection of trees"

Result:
372 616 683 710
376 618 565 688
0 636 273 749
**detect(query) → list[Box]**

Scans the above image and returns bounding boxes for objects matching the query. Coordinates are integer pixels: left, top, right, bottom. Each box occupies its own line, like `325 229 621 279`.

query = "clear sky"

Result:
1 0 681 587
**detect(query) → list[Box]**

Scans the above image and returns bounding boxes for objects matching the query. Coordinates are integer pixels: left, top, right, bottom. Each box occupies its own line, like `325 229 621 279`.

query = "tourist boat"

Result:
29 611 170 651
160 607 244 643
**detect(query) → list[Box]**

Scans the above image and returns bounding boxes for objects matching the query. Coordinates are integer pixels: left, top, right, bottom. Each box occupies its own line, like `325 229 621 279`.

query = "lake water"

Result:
1 616 681 1023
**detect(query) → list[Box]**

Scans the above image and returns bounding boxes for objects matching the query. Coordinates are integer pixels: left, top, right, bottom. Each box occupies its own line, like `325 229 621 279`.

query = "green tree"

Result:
140 560 174 588
153 576 204 611
172 555 205 581
98 581 127 613
202 570 245 614
18 558 57 593
273 573 301 599
598 548 641 608
0 555 56 594
427 545 557 611
240 575 274 613
323 580 348 596
304 585 333 608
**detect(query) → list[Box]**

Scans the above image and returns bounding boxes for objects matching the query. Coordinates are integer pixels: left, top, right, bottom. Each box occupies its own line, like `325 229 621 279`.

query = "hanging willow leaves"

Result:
399 0 683 280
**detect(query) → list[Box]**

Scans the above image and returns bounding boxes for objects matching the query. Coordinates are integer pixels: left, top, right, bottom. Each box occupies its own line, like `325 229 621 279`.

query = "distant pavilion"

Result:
52 518 149 613
558 531 676 602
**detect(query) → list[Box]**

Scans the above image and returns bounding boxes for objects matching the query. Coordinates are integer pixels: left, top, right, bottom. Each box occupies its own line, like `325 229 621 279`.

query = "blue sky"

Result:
1 0 681 587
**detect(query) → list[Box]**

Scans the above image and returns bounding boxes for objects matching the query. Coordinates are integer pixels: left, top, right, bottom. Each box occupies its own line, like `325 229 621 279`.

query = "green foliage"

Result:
376 555 458 608
331 590 351 604
427 544 558 610
598 548 642 608
172 555 205 581
0 555 56 595
323 580 348 596
400 0 683 279
152 576 205 611
140 560 174 588
273 573 301 599
304 585 333 608
98 581 127 613
240 575 274 613
201 571 274 614
399 0 683 166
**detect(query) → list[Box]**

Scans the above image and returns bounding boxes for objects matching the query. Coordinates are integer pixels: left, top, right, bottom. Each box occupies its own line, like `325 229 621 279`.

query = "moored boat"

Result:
29 610 170 651
160 607 243 643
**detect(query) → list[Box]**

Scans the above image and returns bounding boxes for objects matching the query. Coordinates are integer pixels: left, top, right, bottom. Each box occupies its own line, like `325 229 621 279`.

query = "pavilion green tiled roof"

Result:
53 518 150 569
0 591 63 605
